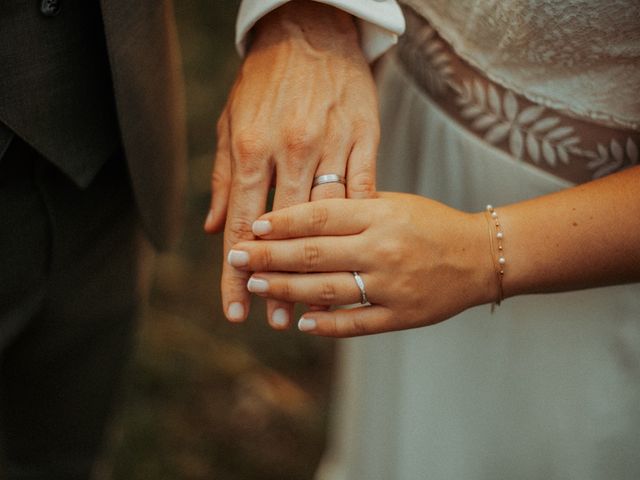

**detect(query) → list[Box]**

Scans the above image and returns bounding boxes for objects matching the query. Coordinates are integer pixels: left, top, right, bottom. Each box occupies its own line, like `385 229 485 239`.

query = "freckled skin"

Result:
230 166 640 337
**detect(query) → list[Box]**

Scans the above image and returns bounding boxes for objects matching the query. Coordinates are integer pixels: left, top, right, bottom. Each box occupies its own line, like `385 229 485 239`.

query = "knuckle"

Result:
232 156 266 186
301 240 321 272
226 216 254 243
351 315 369 336
309 205 329 232
281 160 306 179
233 131 268 161
280 211 294 237
326 316 340 337
348 172 376 198
319 281 338 304
234 167 264 190
275 175 304 195
282 126 316 156
236 159 262 178
260 246 274 272
279 280 292 301
222 264 249 291
374 238 403 265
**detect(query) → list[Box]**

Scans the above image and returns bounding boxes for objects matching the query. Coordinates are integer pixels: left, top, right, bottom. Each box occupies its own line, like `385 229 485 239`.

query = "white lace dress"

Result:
316 2 640 479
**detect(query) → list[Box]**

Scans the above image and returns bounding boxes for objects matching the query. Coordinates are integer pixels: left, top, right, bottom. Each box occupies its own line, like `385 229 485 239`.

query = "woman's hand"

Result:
227 193 497 337
204 1 380 329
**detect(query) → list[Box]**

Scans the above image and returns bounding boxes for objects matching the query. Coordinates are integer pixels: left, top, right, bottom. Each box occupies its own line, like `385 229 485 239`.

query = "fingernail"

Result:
272 308 289 328
252 220 272 236
247 277 269 293
227 302 245 322
227 249 249 267
204 210 215 230
298 317 317 332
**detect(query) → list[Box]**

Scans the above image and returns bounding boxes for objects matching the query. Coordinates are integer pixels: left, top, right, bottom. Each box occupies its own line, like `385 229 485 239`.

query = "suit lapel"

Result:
100 0 187 250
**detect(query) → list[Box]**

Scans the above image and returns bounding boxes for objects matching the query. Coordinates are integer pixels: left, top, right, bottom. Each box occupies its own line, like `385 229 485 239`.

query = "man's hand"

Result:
205 0 380 329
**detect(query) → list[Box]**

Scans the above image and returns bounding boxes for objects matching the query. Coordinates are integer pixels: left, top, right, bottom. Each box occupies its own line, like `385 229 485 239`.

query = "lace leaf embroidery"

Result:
457 80 577 167
586 138 639 178
530 117 561 133
504 91 518 122
401 26 638 181
413 25 453 95
516 105 545 126
488 85 501 117
486 123 511 144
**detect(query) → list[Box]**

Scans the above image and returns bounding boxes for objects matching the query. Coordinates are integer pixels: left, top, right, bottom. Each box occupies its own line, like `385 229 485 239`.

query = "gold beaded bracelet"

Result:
484 205 505 310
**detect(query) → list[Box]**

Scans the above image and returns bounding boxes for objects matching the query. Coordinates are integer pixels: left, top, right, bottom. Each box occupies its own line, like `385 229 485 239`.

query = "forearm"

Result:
498 166 640 298
224 167 638 336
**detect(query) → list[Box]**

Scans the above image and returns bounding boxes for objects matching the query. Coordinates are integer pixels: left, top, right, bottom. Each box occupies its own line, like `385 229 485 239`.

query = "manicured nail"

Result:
298 317 317 332
204 210 215 230
252 220 272 236
247 277 269 293
227 302 245 322
272 308 289 328
227 249 249 267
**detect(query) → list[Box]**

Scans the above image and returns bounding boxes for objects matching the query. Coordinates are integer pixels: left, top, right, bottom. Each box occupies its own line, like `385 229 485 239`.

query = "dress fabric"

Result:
315 3 640 479
401 0 640 131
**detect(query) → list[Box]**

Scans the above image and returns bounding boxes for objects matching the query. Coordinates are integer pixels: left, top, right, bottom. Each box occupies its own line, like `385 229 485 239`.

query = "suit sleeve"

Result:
236 0 406 62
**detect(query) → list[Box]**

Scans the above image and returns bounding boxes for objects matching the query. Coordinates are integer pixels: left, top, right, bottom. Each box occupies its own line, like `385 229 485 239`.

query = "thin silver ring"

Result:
352 272 369 305
312 174 346 188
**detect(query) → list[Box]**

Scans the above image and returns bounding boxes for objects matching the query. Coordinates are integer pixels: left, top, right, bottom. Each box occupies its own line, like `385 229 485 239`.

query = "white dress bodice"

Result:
401 0 640 130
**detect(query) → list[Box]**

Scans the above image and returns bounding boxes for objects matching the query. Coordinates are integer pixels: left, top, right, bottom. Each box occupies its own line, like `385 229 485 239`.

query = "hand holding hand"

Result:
228 193 497 337
205 1 380 328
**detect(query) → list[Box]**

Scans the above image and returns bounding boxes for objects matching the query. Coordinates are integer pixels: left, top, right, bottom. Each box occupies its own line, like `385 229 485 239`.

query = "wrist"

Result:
251 0 359 53
468 211 503 308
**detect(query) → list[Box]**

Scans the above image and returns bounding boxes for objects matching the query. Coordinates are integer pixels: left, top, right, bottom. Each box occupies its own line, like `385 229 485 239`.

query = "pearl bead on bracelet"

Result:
484 205 505 309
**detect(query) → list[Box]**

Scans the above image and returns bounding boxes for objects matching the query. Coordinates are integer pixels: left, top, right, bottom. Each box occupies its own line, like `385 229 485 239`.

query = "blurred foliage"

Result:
98 2 336 479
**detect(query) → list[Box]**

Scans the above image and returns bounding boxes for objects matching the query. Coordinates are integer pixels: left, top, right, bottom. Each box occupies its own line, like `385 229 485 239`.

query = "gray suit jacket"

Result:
0 0 187 250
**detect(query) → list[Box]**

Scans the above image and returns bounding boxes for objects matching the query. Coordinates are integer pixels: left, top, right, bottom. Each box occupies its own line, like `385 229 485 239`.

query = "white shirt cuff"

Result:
236 0 405 62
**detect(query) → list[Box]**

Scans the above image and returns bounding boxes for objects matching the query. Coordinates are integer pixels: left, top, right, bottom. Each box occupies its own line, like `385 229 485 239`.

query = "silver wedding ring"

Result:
312 173 346 188
352 271 369 305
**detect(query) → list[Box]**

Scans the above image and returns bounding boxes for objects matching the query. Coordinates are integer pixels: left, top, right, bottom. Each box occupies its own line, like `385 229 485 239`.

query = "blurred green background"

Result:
98 2 336 478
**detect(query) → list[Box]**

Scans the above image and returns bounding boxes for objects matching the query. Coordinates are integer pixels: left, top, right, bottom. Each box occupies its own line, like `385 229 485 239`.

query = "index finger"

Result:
251 198 374 240
221 155 272 322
